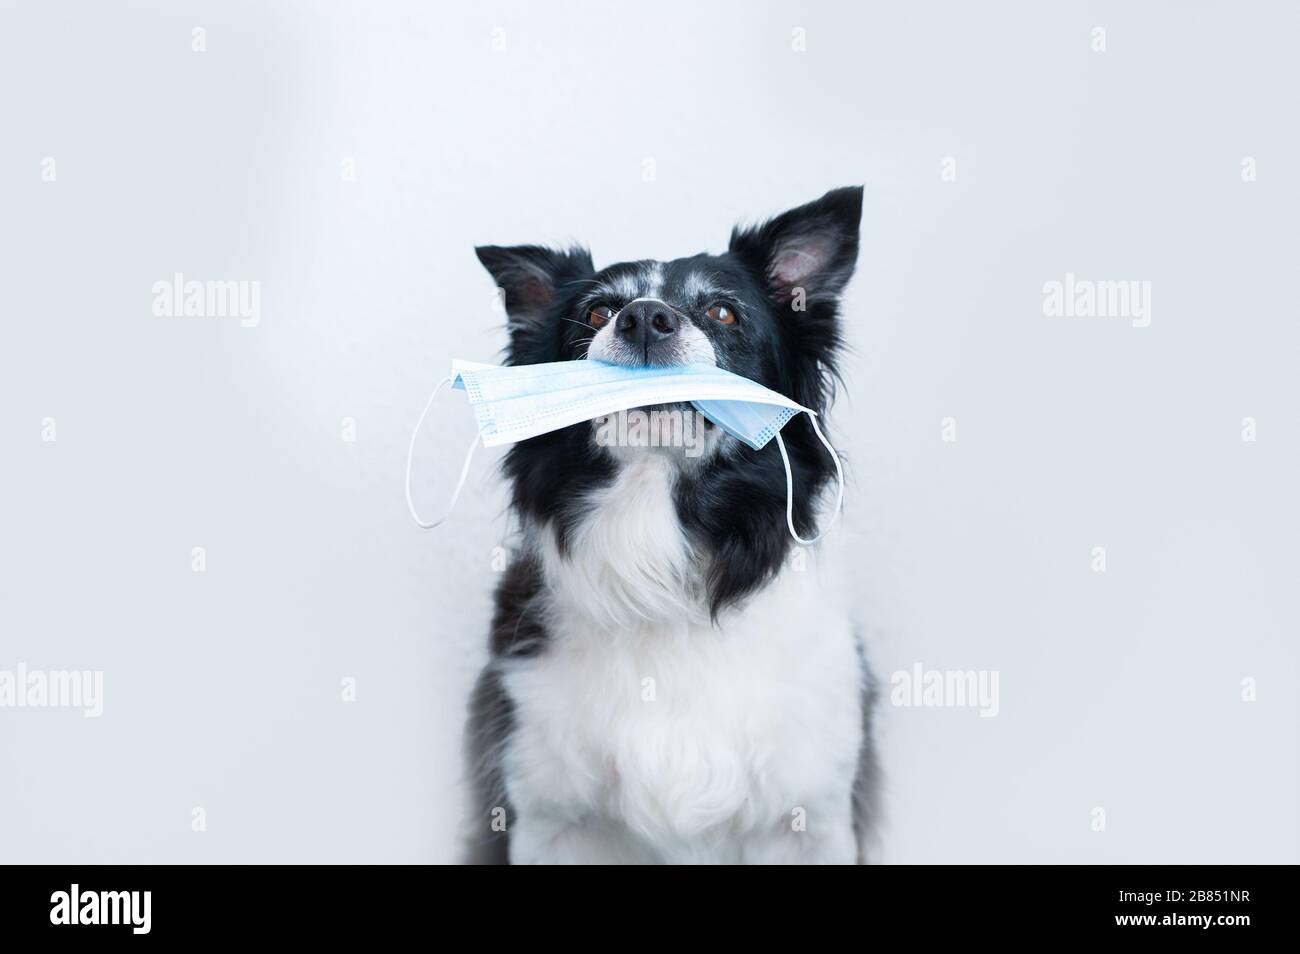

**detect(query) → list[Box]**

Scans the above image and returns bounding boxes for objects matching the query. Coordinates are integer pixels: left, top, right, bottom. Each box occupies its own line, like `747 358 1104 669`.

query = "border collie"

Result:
463 187 878 864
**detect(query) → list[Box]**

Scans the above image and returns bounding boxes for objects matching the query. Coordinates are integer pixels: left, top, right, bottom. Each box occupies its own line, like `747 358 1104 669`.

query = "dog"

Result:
463 186 878 863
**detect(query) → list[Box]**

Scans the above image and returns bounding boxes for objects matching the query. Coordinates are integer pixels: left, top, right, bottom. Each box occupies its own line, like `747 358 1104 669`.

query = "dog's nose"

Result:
615 299 678 349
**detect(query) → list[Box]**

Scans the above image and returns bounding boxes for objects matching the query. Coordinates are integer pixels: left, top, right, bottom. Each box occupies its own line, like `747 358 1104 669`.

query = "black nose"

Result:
615 299 678 352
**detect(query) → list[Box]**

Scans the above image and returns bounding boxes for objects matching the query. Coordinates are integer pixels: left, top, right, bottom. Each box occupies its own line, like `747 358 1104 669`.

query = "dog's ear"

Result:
475 244 594 363
728 186 862 307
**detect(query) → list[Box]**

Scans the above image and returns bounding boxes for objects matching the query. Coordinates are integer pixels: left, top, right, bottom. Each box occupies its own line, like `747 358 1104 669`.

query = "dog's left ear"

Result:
728 186 863 307
474 244 594 326
475 244 594 364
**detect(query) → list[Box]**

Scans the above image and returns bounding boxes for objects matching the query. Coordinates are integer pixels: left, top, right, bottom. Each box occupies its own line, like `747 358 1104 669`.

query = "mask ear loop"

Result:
774 412 845 546
405 374 481 529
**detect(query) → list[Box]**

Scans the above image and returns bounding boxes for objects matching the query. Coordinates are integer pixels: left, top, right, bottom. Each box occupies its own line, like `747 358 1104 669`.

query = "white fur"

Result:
680 270 737 303
541 455 702 630
500 453 864 864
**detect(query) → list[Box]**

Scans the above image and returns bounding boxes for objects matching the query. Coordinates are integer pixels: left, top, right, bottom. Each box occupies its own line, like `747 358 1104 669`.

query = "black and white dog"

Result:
464 187 877 864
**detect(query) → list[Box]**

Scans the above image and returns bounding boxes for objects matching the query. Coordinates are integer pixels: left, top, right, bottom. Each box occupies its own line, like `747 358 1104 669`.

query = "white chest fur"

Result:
501 455 865 864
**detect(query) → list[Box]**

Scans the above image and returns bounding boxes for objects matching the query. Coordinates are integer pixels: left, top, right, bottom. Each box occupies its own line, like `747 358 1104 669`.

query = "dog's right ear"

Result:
475 245 594 363
728 187 862 309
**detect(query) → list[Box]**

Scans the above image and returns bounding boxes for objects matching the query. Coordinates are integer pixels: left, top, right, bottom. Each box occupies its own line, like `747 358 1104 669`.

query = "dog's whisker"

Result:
558 316 596 333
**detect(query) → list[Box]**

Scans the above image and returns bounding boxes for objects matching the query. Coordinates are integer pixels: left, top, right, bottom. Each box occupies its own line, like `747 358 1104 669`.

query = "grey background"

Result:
2 0 1296 863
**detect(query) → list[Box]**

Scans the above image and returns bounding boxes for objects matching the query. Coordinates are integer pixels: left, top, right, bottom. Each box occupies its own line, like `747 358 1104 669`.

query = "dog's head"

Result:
475 187 862 616
477 186 861 400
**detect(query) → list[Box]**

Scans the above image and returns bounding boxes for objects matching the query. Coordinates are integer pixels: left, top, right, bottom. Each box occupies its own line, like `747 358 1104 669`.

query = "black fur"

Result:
851 636 883 864
461 554 550 863
462 187 874 863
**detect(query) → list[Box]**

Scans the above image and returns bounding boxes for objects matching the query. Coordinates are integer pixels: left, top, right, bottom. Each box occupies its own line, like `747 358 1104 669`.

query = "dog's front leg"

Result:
740 805 858 865
509 814 654 865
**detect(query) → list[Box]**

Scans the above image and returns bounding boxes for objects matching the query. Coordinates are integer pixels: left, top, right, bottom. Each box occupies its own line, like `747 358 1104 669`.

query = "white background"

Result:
2 0 1297 863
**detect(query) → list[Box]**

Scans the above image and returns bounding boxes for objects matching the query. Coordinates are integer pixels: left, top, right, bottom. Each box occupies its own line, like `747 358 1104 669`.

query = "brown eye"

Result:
589 305 614 328
707 304 737 325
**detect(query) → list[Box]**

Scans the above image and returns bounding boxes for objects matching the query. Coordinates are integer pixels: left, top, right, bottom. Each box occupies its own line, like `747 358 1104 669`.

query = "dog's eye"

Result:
589 305 614 328
706 304 737 325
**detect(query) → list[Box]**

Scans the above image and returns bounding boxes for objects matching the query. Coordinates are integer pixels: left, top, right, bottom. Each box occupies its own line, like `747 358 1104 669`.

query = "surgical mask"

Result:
404 358 844 545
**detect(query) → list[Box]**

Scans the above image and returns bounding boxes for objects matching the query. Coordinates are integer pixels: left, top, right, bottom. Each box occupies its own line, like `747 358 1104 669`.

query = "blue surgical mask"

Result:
405 358 844 544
